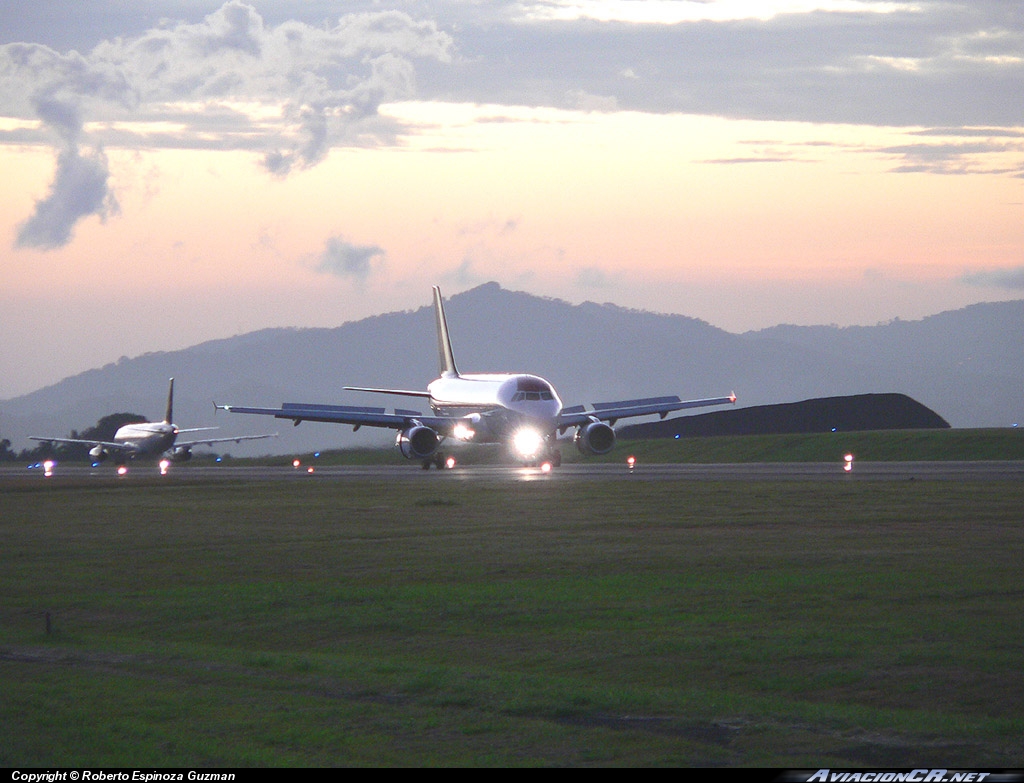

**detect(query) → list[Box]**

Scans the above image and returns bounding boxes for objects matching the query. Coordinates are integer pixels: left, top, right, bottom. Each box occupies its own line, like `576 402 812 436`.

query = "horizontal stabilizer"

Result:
176 432 277 448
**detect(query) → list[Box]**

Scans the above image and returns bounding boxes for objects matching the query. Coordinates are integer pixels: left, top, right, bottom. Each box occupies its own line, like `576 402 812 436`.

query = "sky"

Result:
1 0 1022 400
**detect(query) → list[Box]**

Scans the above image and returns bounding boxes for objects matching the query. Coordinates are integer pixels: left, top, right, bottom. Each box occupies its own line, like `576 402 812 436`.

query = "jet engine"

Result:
88 445 108 463
170 446 193 462
574 421 616 455
396 425 440 460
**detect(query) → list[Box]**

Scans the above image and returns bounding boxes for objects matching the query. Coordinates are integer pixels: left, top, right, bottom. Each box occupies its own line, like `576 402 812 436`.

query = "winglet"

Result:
164 378 175 423
432 286 460 378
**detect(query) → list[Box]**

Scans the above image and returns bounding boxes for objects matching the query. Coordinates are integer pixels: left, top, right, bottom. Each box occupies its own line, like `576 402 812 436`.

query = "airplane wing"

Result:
343 386 433 398
175 432 278 448
214 402 457 435
558 393 736 430
28 436 134 453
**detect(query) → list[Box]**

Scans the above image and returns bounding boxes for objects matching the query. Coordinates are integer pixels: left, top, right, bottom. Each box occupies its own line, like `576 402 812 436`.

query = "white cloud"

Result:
16 144 118 249
316 236 385 282
961 266 1024 290
517 0 919 24
575 266 614 288
0 2 453 246
3 1 1024 249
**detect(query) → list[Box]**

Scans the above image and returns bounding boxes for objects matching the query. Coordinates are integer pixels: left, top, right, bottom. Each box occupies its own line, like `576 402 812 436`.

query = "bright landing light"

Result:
513 428 544 459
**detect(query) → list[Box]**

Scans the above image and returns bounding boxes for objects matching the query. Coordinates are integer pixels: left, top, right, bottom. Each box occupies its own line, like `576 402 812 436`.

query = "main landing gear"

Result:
522 447 561 469
422 454 456 470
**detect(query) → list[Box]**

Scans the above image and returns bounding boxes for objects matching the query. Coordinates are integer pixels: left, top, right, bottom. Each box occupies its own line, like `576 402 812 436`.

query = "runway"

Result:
7 460 1024 482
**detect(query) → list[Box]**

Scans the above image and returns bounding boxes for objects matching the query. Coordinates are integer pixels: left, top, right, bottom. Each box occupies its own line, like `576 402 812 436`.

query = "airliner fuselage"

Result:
111 421 178 455
427 373 562 443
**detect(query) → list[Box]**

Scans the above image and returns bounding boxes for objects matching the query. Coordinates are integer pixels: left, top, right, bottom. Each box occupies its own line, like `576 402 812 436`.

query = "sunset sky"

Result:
2 0 1022 400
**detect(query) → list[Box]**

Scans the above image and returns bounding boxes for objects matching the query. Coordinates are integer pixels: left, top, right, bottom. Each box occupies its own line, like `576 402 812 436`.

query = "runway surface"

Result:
7 460 1024 482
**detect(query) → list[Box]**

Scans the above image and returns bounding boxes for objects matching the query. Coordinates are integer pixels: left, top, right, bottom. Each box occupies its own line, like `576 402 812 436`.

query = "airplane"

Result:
215 287 736 469
31 378 276 470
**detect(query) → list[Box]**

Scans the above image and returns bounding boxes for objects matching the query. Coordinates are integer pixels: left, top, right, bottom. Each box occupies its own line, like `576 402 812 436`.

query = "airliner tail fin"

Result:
164 378 175 423
432 286 460 378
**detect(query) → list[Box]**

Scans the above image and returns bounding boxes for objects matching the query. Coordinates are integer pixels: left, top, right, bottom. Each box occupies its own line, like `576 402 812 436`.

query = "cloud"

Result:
517 0 920 24
316 236 385 282
883 137 1024 175
14 93 119 249
6 2 1024 135
411 0 1024 127
16 144 118 249
0 2 453 245
3 0 1024 249
442 259 484 287
702 156 795 165
566 89 618 111
960 266 1024 290
9 1 1024 125
575 266 615 288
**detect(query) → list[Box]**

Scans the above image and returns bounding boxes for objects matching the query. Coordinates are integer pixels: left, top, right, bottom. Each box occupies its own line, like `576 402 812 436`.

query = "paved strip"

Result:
7 461 1024 482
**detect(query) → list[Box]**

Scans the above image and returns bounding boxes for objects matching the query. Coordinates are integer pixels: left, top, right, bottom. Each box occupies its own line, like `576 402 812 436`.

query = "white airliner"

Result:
31 378 276 468
216 287 735 468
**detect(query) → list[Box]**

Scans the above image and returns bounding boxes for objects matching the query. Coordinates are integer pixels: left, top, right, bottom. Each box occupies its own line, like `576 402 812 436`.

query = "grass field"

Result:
614 428 1024 464
2 475 1023 766
220 427 1024 467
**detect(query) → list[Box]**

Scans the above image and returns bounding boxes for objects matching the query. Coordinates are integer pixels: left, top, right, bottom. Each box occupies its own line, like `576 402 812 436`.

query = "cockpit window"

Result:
515 378 554 401
517 377 550 392
512 391 553 402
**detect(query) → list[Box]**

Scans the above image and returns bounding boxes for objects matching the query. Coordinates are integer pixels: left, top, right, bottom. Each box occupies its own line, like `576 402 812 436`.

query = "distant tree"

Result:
82 413 149 442
0 438 17 462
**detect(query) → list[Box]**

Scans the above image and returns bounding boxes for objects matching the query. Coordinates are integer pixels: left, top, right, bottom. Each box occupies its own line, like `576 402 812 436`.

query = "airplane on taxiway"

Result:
216 287 736 468
31 378 276 471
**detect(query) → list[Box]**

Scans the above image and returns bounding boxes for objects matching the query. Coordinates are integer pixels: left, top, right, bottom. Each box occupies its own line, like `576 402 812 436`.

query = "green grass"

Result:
222 427 1024 467
2 477 1023 765
608 427 1024 463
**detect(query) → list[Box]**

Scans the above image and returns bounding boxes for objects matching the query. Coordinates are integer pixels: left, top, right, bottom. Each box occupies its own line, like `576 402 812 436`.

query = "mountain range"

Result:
3 282 1021 456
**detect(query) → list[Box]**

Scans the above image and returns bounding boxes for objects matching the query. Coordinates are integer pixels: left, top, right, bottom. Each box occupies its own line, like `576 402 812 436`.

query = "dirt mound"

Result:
621 393 949 439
